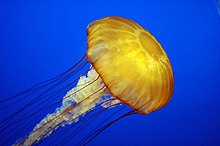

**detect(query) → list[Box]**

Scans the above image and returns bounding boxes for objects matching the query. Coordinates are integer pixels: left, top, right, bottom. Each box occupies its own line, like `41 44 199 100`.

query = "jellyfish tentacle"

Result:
22 86 106 146
78 109 136 146
51 97 119 146
1 67 92 137
0 56 88 130
13 70 100 141
57 101 122 146
0 54 87 104
15 86 105 146
0 56 89 136
14 68 115 146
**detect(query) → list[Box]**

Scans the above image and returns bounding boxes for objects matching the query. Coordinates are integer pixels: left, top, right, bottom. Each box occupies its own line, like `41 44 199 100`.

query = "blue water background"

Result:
0 0 220 145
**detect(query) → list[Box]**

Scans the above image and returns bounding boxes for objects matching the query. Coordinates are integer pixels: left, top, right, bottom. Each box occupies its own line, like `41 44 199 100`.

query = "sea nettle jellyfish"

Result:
0 16 174 146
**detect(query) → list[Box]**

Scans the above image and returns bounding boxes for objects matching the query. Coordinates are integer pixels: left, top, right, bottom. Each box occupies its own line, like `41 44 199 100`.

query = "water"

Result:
0 0 220 145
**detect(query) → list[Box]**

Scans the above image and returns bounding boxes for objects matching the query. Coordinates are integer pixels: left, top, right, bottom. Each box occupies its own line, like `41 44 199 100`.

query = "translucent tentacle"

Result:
14 67 113 146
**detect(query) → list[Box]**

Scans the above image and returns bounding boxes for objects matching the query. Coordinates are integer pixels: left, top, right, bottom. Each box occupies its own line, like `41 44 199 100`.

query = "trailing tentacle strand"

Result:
14 68 116 146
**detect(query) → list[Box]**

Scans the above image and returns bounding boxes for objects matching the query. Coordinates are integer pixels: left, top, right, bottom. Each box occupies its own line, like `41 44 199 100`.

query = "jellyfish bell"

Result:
0 16 174 146
86 16 174 114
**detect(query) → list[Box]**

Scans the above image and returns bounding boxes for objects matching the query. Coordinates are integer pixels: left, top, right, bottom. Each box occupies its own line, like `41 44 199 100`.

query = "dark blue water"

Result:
0 0 220 146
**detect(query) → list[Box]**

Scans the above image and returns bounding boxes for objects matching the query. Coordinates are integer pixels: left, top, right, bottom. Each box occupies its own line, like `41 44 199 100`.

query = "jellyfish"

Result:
0 16 174 146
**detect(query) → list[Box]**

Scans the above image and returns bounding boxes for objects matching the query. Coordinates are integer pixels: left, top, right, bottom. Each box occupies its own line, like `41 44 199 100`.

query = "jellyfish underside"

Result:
0 16 174 146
